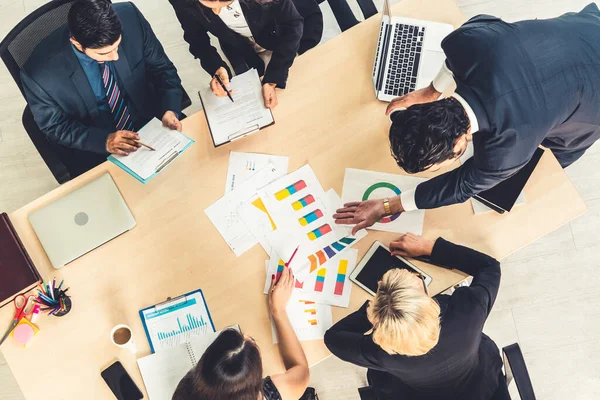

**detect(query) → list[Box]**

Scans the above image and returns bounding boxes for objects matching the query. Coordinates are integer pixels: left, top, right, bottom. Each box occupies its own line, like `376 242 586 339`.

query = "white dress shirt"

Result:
391 63 479 211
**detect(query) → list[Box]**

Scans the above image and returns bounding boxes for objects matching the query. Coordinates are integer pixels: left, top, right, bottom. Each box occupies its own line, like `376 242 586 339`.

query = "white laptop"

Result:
373 0 453 102
29 173 136 269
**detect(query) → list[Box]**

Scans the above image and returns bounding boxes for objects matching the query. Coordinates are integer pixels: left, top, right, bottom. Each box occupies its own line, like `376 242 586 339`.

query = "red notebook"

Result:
0 212 41 308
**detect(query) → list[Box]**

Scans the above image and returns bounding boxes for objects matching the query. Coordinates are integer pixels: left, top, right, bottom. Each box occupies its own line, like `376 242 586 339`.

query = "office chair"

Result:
0 0 192 184
319 0 378 32
357 343 536 400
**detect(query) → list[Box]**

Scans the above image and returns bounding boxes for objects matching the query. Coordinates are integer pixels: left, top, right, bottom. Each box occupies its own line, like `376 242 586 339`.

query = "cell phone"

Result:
101 361 144 400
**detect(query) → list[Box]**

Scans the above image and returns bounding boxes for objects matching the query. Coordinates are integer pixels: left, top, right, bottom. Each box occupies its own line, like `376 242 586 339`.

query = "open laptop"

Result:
29 173 136 269
373 0 453 102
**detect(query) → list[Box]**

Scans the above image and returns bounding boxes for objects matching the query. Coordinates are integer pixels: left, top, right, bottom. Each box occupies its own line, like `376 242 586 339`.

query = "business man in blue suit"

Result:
21 0 184 177
335 4 600 232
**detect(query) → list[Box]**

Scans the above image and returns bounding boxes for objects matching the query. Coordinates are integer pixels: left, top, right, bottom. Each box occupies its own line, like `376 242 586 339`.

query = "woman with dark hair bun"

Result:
168 0 323 110
172 266 310 400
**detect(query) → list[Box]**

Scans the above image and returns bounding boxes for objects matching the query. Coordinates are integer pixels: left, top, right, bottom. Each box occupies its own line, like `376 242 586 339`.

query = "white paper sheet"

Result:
263 249 358 308
471 192 526 214
271 295 332 343
237 195 277 254
258 165 349 280
225 152 289 193
341 168 426 235
111 118 192 180
199 69 274 146
205 164 284 256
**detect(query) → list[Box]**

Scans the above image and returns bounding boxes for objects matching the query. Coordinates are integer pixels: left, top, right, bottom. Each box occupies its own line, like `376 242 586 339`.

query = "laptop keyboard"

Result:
385 24 425 96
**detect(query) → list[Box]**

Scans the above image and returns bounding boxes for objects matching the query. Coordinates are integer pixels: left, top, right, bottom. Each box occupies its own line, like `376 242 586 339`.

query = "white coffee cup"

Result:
110 324 137 353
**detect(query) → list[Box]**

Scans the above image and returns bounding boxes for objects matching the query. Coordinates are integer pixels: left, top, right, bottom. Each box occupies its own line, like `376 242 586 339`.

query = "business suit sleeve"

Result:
262 0 304 88
430 238 501 315
413 156 521 209
21 71 111 154
169 0 231 78
131 3 183 116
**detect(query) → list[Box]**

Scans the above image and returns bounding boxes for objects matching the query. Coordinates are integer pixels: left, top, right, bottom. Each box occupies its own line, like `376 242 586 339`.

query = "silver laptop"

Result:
29 173 136 269
373 0 453 102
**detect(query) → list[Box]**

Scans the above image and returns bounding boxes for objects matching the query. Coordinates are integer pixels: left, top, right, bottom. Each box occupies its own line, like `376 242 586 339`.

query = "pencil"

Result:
136 141 156 151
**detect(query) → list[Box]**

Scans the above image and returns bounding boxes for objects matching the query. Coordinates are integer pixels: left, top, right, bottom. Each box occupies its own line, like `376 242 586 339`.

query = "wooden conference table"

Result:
0 0 588 398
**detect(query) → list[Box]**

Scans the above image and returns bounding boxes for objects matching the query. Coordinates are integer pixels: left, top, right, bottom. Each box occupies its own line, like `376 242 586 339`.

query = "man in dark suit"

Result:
334 4 600 231
21 0 184 177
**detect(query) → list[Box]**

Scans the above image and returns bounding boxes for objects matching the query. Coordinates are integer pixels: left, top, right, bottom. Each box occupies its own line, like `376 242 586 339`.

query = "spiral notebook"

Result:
137 326 240 400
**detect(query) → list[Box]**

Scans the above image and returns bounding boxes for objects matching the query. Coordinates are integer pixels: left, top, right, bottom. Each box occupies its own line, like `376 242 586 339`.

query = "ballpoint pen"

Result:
214 73 234 103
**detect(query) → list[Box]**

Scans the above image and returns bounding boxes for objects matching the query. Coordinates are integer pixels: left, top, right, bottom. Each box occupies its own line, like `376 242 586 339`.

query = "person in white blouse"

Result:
169 0 323 109
334 7 600 232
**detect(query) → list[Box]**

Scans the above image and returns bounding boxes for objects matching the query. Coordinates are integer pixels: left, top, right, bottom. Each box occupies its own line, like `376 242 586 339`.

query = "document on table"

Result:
225 151 289 193
109 118 193 181
205 164 285 256
199 69 274 146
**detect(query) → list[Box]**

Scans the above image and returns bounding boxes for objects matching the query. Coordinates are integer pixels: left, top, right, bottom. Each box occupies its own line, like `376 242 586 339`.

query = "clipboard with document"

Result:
198 68 275 147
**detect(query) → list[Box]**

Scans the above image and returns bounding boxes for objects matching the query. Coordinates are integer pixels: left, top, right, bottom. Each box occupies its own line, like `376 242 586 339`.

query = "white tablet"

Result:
350 241 433 296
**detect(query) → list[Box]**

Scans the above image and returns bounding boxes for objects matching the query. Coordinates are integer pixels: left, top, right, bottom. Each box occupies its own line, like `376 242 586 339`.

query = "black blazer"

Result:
413 3 600 209
168 0 323 88
325 239 503 400
21 2 183 156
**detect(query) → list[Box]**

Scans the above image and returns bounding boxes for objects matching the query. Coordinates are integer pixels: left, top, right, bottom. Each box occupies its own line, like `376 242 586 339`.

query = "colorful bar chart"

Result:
314 268 326 292
334 260 348 295
274 180 307 201
298 209 324 226
275 260 285 281
156 313 206 340
307 224 332 241
306 237 357 270
292 195 315 210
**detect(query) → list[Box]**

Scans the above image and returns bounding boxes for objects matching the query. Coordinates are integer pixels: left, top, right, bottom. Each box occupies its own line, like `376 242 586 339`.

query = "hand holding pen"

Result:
211 67 234 102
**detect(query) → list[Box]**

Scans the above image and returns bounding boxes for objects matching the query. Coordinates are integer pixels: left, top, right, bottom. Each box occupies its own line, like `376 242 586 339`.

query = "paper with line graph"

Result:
271 296 332 343
263 249 358 308
258 165 350 280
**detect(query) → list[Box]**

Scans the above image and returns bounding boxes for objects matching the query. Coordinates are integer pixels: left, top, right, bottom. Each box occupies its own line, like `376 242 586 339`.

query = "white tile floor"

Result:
1 0 599 399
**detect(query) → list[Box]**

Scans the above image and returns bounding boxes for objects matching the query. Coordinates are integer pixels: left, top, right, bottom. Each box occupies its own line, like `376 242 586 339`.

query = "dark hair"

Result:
173 329 264 400
388 98 470 173
68 0 122 49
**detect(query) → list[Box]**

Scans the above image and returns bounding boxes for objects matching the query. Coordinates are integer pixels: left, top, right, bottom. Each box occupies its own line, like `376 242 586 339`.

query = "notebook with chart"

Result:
137 327 239 400
108 118 194 184
139 289 215 353
198 69 274 147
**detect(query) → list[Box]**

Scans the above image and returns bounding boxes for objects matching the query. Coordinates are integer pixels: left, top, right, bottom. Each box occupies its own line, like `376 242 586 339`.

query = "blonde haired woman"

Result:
325 234 505 400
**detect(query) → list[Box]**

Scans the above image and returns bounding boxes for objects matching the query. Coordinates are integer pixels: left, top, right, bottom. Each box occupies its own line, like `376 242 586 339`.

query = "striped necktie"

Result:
100 63 133 131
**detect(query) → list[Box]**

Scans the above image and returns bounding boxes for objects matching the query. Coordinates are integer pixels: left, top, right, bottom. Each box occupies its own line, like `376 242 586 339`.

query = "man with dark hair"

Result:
335 4 600 232
21 0 184 177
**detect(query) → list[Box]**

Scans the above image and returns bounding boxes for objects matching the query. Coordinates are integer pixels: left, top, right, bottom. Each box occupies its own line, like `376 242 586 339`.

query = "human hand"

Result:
390 233 435 258
262 83 278 109
268 266 295 317
385 83 441 116
106 130 141 156
333 200 388 235
210 67 232 97
161 110 182 131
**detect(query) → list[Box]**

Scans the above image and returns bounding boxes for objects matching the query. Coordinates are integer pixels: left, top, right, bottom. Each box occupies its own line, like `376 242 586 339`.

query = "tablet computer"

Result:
350 241 433 296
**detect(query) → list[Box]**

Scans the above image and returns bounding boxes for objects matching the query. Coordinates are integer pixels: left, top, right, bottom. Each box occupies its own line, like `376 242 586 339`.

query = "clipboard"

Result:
107 132 195 184
139 289 216 353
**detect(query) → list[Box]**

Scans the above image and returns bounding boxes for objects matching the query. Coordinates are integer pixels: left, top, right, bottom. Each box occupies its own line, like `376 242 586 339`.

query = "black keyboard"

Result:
384 24 425 96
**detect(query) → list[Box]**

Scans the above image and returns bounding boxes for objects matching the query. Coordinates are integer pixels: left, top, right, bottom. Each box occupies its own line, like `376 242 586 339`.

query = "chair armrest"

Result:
503 343 537 400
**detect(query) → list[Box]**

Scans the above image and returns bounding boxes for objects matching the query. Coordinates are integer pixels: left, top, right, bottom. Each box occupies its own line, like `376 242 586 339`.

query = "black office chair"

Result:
358 343 536 400
0 0 192 184
319 0 378 32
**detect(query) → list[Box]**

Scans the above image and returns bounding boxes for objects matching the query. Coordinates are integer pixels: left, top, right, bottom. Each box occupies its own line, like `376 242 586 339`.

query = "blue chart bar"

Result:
156 313 207 341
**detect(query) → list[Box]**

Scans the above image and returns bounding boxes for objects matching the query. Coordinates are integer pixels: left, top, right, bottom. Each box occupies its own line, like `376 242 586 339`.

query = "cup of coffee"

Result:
110 324 136 353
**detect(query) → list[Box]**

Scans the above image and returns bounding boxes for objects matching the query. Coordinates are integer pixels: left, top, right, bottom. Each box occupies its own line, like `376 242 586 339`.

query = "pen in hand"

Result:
136 141 156 151
214 73 234 103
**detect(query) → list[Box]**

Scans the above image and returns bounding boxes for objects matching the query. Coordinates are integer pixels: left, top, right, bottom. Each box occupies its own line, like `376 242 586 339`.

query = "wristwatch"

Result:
383 198 391 216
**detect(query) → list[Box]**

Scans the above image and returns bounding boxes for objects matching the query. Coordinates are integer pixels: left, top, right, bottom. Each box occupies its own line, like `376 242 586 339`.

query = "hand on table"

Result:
210 67 233 97
106 130 141 156
333 199 388 235
385 83 441 116
162 110 182 131
268 265 294 317
390 233 435 258
262 83 278 109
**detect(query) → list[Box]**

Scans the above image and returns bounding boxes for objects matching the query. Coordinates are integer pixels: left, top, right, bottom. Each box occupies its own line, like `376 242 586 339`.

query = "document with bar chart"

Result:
263 249 359 308
139 289 216 353
271 297 332 343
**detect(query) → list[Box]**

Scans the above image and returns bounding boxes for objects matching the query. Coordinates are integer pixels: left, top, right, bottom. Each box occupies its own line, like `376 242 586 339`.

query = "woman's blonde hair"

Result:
367 269 441 356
